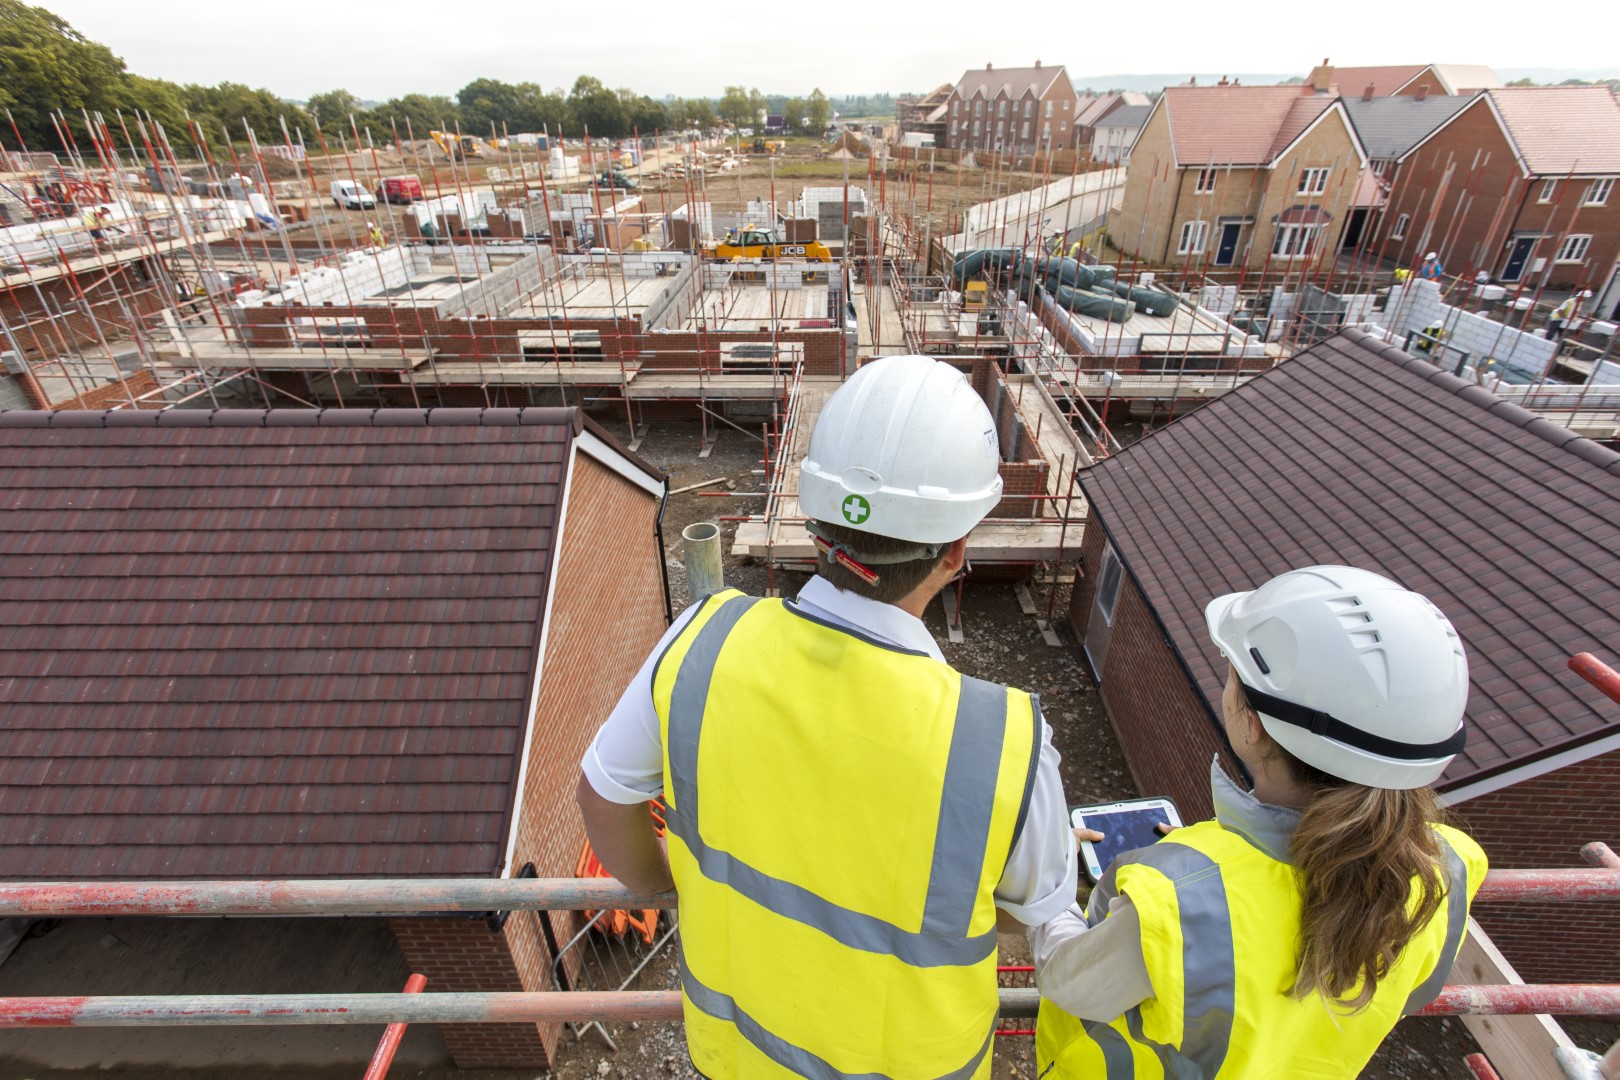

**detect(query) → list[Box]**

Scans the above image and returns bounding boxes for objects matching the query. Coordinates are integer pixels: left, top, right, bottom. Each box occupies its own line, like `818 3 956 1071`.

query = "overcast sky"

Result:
42 0 1620 100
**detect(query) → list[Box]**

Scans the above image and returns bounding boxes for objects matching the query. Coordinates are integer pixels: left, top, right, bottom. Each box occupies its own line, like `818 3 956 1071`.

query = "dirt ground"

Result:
278 141 1046 245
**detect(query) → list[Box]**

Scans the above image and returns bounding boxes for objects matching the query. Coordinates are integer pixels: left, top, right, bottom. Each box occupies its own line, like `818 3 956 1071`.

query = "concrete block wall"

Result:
236 247 417 309
1380 280 1557 380
1453 750 1620 984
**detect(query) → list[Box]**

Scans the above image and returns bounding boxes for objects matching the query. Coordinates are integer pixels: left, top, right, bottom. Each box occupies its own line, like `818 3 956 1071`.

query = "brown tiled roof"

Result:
0 407 651 880
1308 64 1428 97
953 64 1068 102
1488 86 1620 176
1078 329 1620 792
1160 86 1339 166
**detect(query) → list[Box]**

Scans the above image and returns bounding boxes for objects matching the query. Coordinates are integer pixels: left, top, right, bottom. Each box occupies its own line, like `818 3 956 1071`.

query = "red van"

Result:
377 175 425 204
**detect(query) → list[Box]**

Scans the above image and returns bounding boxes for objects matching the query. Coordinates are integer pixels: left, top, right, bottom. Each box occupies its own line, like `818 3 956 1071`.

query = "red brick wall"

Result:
0 262 167 363
994 460 1048 518
6 365 161 411
1451 750 1620 984
390 451 667 1068
389 916 547 1066
1068 520 1232 820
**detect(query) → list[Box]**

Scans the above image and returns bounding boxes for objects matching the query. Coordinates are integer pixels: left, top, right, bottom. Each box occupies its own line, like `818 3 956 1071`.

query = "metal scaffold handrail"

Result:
1 860 1616 918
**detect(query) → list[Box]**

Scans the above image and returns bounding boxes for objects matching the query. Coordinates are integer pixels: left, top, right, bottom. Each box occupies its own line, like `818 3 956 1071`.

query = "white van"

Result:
330 179 376 210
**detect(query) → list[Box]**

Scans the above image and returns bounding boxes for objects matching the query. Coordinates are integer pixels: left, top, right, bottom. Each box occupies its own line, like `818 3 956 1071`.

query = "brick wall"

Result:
1377 99 1620 289
1068 520 1233 820
0 263 168 363
389 916 546 1066
6 365 162 411
1451 750 1620 984
389 450 667 1068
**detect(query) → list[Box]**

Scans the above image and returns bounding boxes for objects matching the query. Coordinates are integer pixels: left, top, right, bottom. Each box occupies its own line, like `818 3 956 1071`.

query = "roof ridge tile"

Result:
0 407 584 431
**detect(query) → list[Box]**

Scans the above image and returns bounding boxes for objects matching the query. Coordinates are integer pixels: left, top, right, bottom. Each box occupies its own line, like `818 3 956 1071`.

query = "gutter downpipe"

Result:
654 477 674 624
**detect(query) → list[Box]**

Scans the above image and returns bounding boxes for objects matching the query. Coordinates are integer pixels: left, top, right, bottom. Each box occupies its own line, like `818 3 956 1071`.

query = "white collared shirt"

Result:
581 575 1078 925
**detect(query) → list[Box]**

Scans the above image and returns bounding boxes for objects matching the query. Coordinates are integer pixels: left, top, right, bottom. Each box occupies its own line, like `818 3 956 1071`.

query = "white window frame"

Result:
972 119 980 136
1391 212 1410 240
1045 100 1054 117
1297 168 1329 195
974 100 982 116
1585 178 1614 206
1021 121 1030 139
1060 120 1068 131
1538 179 1556 204
1555 234 1592 264
1062 99 1070 111
1272 222 1323 259
1096 545 1124 626
952 101 960 116
1195 167 1217 194
951 120 958 135
1178 220 1209 255
998 100 1006 116
1024 100 1032 117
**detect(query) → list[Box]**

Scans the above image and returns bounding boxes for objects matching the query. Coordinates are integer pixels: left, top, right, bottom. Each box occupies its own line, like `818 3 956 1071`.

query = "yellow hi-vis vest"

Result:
1036 821 1487 1079
652 589 1041 1080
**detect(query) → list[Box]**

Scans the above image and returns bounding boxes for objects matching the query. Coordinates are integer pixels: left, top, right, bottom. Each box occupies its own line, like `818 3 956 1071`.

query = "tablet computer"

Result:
1071 797 1183 884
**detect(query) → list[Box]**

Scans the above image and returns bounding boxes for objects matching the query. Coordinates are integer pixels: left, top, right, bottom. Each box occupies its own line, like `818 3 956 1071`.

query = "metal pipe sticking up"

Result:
682 521 724 603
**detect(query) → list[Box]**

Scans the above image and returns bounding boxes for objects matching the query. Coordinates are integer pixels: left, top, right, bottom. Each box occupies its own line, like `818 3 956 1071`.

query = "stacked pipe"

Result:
949 249 1179 324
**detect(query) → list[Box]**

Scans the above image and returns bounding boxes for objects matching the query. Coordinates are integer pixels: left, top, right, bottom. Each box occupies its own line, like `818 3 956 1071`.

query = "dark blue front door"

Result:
1501 237 1536 282
1215 223 1241 266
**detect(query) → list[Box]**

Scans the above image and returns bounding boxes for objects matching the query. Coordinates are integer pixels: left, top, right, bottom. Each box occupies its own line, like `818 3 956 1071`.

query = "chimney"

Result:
986 62 993 71
1188 75 1197 86
1311 62 1335 92
1415 84 1429 101
1363 83 1376 102
1034 59 1042 69
1217 75 1230 86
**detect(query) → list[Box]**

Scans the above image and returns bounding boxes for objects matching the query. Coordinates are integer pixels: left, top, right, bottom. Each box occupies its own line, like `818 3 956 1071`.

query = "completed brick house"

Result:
1369 86 1620 291
1067 328 1619 984
1111 85 1367 271
0 407 669 1070
941 62 1082 154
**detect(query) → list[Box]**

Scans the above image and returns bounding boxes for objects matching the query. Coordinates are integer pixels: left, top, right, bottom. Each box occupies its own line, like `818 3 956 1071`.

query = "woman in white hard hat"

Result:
578 355 1077 1080
1033 565 1489 1079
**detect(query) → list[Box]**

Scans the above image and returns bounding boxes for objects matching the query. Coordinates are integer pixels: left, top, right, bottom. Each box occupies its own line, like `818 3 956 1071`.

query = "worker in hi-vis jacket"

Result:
577 354 1077 1080
1032 566 1488 1079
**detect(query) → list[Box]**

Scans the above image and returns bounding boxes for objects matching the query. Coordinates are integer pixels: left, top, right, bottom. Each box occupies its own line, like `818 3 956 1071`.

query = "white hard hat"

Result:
1205 565 1468 789
800 355 1002 544
1580 290 1593 298
1425 252 1438 260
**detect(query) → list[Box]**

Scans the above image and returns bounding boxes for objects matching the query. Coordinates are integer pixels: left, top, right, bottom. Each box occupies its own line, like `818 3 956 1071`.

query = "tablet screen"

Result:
1076 806 1173 877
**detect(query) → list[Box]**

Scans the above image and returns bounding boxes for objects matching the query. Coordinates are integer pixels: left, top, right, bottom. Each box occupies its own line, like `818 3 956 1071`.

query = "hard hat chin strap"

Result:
804 521 941 588
1240 683 1467 762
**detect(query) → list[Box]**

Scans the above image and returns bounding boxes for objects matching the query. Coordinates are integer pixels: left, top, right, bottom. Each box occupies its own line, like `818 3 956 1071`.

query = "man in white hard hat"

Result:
577 355 1077 1080
1548 289 1594 342
1416 251 1444 281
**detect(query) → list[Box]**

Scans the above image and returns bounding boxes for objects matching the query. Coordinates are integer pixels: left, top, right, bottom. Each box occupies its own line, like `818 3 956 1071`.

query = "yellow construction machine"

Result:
712 225 831 261
429 131 485 160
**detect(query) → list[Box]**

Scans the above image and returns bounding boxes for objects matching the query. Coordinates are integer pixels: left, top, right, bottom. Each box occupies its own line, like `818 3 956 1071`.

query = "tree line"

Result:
1 1 840 156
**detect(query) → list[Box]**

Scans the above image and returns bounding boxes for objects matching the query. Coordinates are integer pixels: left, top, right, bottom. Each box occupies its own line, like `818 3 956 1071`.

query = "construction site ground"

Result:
0 423 1613 1080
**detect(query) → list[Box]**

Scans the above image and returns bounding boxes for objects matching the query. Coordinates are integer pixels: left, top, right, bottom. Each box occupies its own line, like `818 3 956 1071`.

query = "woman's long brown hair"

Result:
1282 752 1450 1010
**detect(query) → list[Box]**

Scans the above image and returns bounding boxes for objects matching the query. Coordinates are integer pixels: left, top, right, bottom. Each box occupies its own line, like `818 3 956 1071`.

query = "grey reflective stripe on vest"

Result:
680 944 995 1080
665 593 1006 968
1403 833 1471 1014
1088 1020 1136 1079
1119 844 1236 1079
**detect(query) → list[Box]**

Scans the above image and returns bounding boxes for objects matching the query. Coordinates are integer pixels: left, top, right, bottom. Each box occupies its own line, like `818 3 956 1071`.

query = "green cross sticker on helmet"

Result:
841 495 871 525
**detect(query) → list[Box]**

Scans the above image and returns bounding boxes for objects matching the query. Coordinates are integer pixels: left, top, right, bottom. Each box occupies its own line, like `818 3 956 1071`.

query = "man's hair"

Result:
809 519 948 605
